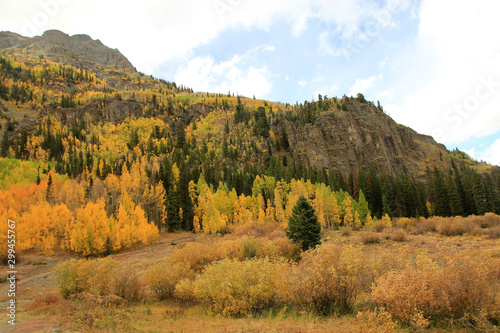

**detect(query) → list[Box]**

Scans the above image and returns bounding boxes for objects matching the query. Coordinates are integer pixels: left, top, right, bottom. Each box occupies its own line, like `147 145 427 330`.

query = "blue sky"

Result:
1 0 499 165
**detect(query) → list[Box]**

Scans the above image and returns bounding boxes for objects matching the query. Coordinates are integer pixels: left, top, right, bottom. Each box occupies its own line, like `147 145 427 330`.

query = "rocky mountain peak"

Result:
0 30 134 70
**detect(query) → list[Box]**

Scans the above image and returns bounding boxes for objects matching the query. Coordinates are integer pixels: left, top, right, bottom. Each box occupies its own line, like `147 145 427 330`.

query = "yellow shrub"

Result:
145 261 195 300
54 257 116 298
190 257 285 316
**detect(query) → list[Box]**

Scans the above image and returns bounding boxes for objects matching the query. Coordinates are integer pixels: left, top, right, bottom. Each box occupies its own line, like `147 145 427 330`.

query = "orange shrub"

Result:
112 269 145 302
276 244 364 315
436 217 476 236
392 229 407 242
371 252 500 327
360 231 380 244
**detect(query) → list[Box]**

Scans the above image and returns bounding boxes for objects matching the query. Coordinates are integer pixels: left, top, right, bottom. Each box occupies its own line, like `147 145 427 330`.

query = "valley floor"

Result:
1 227 499 332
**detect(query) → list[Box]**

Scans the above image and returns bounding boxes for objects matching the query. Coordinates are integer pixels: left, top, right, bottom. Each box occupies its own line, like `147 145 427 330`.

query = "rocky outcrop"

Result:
0 30 134 70
284 100 451 180
53 99 143 124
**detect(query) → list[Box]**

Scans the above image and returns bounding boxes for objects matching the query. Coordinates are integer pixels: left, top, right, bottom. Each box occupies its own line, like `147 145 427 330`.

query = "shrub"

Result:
372 252 500 327
356 308 397 333
241 236 259 259
340 226 352 236
471 213 500 229
437 217 475 236
393 217 413 229
410 218 437 235
276 244 364 315
374 221 386 233
486 225 500 239
145 261 195 301
54 257 116 299
392 229 407 242
112 269 145 302
360 231 380 244
189 257 284 316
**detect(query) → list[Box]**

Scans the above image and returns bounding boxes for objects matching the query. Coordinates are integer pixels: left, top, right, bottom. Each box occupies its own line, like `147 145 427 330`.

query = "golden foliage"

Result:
372 251 500 327
187 257 285 315
145 261 196 300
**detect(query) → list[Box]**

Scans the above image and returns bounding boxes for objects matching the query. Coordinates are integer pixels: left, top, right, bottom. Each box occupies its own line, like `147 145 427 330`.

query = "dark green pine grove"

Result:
286 195 321 251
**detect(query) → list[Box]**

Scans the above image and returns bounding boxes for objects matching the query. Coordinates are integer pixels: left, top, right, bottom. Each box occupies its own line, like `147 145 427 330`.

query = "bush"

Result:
485 225 500 239
470 213 500 229
374 221 386 233
276 244 364 315
360 231 380 244
145 261 195 301
188 257 284 316
112 269 145 302
372 252 500 327
54 257 116 299
437 217 475 236
340 226 352 236
392 229 407 242
241 236 259 259
409 219 437 235
170 236 300 270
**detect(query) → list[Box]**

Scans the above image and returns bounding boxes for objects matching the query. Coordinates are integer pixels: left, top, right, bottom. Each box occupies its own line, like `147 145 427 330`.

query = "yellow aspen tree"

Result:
274 182 287 226
313 185 327 228
104 173 121 215
72 199 111 255
342 197 354 227
265 199 276 223
382 213 392 228
353 211 362 230
364 214 375 229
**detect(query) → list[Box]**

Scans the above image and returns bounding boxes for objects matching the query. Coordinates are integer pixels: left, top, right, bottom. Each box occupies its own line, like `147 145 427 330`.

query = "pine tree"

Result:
46 173 54 203
286 195 321 251
1 130 9 157
433 167 451 216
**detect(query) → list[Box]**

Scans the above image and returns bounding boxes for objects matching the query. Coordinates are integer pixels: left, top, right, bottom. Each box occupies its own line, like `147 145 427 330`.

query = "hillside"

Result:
0 29 499 240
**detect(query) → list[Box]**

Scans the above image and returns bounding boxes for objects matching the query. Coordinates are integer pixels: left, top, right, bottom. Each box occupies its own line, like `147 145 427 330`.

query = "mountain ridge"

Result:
0 29 497 183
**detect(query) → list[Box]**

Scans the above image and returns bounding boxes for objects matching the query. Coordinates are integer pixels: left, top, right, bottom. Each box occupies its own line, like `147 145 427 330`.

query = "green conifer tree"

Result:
286 195 321 251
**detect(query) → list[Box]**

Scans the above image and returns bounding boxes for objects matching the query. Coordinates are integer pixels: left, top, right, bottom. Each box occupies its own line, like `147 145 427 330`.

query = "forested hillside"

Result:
0 30 499 256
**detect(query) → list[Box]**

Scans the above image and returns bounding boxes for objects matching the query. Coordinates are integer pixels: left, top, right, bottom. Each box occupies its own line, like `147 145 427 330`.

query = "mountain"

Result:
0 30 134 70
1 30 499 224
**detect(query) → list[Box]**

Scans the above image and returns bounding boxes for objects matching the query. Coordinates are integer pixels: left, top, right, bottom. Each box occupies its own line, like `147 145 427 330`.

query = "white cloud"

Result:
0 0 397 74
298 80 307 87
464 139 500 166
348 74 382 97
314 84 339 98
385 0 500 146
483 139 500 166
174 54 272 98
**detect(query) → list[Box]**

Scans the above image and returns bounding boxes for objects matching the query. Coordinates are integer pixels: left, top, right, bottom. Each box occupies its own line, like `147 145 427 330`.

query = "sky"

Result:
1 0 499 166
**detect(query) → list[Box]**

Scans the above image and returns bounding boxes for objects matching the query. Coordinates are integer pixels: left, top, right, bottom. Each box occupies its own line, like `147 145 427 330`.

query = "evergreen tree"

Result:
175 122 186 149
46 173 54 203
286 195 321 251
432 167 451 216
1 130 9 157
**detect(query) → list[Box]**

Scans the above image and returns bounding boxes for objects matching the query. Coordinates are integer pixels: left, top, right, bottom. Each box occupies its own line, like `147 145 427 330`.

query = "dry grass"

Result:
19 214 500 332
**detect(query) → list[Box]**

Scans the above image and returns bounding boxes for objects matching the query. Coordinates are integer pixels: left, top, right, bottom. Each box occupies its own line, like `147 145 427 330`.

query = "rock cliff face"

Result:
0 30 134 70
284 100 450 180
